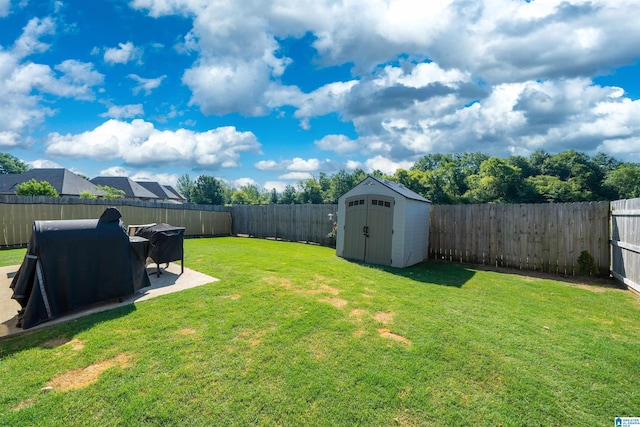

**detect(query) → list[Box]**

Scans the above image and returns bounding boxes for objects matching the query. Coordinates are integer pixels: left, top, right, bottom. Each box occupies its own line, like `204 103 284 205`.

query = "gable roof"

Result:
162 185 187 201
0 169 104 196
90 177 159 199
136 181 176 199
357 175 431 203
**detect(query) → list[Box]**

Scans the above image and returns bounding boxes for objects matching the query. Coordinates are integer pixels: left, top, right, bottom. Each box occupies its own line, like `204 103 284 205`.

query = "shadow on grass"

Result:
0 304 137 360
350 259 477 288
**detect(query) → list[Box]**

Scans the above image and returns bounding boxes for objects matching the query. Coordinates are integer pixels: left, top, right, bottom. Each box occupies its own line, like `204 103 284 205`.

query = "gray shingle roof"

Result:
90 177 159 199
0 169 104 196
162 185 186 201
136 181 175 199
368 176 431 203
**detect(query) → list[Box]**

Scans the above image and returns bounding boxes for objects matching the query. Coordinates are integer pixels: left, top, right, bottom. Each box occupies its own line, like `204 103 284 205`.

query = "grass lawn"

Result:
1 236 639 426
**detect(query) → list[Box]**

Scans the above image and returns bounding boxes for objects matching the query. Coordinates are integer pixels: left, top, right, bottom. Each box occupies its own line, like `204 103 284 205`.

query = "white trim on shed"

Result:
336 176 431 268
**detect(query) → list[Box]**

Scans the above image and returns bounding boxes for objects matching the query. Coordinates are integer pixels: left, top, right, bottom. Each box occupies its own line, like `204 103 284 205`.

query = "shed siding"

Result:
401 200 430 266
390 197 406 267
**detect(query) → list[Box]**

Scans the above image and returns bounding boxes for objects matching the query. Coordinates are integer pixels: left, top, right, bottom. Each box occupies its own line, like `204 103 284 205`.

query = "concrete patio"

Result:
1 263 217 340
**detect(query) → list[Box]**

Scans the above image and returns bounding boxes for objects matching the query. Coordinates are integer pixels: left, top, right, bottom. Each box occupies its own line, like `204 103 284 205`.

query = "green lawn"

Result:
1 237 639 426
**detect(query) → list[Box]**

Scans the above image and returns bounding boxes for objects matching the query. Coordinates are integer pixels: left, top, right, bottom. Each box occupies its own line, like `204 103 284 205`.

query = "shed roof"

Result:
351 176 431 203
0 168 104 196
90 177 159 199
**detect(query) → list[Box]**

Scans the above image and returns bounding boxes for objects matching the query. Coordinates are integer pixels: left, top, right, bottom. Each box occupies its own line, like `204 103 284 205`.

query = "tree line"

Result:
2 150 639 205
176 150 640 205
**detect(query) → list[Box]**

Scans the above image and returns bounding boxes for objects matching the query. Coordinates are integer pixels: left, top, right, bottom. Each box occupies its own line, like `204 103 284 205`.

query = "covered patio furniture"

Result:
9 207 150 329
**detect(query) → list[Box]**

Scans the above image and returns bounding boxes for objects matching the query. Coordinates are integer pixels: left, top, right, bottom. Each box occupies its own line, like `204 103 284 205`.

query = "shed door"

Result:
343 195 394 265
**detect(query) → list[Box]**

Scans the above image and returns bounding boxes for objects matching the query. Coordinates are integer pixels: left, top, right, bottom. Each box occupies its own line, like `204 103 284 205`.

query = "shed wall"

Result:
399 200 430 267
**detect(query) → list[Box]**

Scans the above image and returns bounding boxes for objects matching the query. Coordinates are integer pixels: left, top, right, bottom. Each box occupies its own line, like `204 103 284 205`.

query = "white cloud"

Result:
364 156 413 175
99 166 130 177
0 20 103 148
128 74 166 95
230 177 258 189
254 160 282 171
315 134 359 154
28 159 63 169
0 0 10 17
130 171 179 186
345 160 362 170
101 104 144 119
104 41 141 64
287 157 320 172
263 180 287 192
278 171 313 180
45 119 262 169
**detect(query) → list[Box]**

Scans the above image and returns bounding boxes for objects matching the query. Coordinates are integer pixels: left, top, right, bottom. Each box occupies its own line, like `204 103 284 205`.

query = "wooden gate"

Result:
611 198 640 293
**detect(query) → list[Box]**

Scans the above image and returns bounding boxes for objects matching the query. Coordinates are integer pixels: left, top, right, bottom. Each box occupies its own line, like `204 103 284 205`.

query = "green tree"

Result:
191 175 226 205
464 157 523 203
79 190 97 199
269 188 278 204
15 179 59 197
297 178 323 204
96 185 125 200
279 185 298 204
605 164 640 199
176 174 195 202
0 153 30 174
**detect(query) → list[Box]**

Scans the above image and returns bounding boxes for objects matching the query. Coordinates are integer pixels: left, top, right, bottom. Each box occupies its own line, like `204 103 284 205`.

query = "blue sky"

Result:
1 0 639 191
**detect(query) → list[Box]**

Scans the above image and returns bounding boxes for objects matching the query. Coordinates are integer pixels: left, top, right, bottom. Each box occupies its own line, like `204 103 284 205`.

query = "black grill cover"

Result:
10 207 149 329
135 223 185 265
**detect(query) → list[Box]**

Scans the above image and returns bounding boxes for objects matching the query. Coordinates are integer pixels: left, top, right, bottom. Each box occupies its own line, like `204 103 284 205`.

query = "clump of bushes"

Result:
577 250 599 276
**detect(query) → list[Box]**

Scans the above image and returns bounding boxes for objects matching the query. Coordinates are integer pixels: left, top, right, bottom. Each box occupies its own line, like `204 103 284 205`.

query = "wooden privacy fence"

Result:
611 198 640 293
429 202 611 275
231 204 338 247
0 196 231 247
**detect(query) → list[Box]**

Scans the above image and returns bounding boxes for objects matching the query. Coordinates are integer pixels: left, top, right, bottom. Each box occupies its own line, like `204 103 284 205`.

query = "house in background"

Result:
0 168 105 197
90 177 159 201
136 181 186 203
162 185 187 203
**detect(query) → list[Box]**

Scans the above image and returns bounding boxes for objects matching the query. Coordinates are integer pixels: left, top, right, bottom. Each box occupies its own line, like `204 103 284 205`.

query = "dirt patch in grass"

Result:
220 293 242 299
179 328 196 335
308 284 341 296
320 297 348 309
378 328 411 346
236 329 267 347
41 337 84 350
352 328 366 338
373 311 394 324
46 353 130 391
349 308 368 318
12 398 35 411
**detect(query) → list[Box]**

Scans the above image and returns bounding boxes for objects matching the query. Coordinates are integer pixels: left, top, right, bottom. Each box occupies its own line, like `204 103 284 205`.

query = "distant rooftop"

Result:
90 176 159 199
0 169 104 196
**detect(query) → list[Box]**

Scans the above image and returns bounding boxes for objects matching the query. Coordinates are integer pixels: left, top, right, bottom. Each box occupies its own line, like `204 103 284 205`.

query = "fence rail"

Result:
0 196 231 247
611 198 640 293
428 202 611 275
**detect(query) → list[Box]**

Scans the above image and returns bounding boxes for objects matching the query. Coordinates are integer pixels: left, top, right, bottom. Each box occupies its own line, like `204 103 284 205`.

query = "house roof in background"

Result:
0 169 104 196
162 185 186 201
136 181 176 199
90 177 159 199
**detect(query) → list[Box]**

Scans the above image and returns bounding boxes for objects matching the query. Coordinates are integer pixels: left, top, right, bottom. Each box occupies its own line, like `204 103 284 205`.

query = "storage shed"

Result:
336 176 431 268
